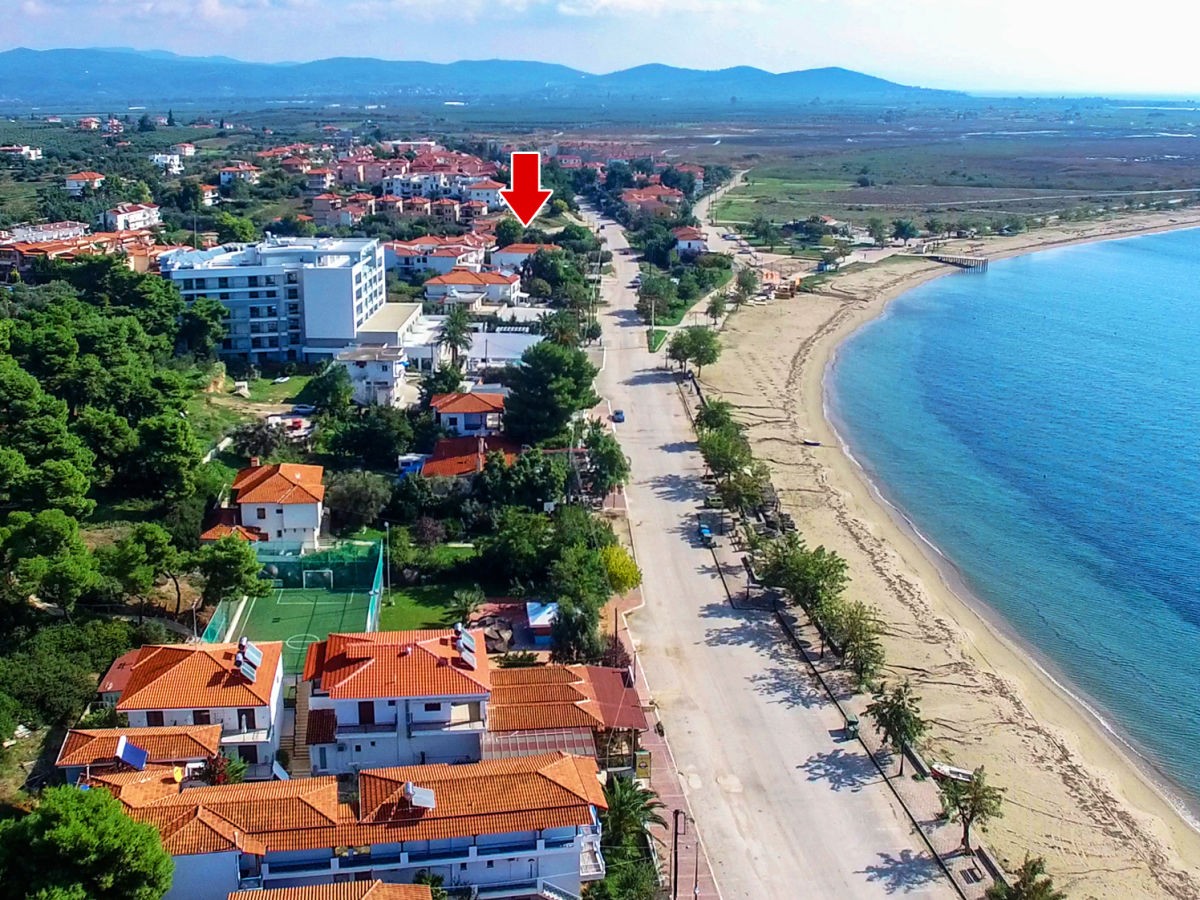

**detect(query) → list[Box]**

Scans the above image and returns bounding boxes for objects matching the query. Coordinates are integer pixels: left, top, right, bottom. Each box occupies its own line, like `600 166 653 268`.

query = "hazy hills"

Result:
0 47 960 107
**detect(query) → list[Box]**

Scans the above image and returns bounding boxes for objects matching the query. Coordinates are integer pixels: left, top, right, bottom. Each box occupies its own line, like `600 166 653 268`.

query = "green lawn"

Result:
185 394 253 448
245 375 314 404
379 584 463 631
646 329 668 352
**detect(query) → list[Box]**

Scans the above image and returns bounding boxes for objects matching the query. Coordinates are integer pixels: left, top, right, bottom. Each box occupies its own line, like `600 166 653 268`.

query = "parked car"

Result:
291 404 317 415
611 409 626 423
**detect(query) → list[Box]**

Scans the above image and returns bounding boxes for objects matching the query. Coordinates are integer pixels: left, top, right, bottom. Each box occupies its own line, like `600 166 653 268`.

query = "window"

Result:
358 701 375 725
486 861 495 869
257 508 266 520
424 702 441 712
276 507 283 515
218 277 229 289
237 708 256 730
146 711 164 727
276 530 282 538
192 710 210 726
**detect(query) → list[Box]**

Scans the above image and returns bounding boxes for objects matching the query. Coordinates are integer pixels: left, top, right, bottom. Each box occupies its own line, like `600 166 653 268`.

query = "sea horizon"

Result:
826 229 1200 822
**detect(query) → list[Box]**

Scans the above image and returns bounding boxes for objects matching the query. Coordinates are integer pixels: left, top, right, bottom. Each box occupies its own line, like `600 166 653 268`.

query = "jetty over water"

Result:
928 253 989 271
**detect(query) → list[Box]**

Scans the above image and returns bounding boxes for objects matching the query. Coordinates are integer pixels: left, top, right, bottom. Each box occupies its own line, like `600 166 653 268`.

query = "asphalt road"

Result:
582 201 954 900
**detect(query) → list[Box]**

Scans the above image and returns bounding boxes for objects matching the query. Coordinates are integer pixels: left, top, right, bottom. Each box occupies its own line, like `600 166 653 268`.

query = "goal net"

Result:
301 569 335 591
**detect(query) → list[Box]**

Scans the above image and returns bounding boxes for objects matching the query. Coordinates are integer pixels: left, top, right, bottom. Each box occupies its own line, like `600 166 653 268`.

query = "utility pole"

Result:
672 809 686 900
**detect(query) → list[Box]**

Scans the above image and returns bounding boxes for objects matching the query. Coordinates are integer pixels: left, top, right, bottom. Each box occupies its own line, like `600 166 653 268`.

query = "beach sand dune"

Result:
704 212 1200 899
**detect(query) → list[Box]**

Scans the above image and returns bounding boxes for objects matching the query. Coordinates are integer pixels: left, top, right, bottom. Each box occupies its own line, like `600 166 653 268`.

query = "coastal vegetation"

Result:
939 766 1006 851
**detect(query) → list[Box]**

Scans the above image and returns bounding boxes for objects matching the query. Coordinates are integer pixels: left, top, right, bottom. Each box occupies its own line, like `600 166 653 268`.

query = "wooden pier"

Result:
929 254 989 271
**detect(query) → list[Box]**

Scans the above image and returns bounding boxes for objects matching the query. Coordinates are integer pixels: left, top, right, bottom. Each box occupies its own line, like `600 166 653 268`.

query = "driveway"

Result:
581 201 954 899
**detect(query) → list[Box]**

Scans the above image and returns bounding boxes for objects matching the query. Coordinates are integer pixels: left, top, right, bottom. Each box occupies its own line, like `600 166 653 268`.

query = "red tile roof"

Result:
468 179 506 190
116 643 282 711
98 649 141 696
489 665 648 733
303 630 490 700
420 436 521 479
429 392 505 415
232 462 325 505
306 708 337 746
199 524 267 542
229 884 432 900
107 753 602 858
65 171 105 181
424 269 518 288
494 243 562 255
57 725 222 768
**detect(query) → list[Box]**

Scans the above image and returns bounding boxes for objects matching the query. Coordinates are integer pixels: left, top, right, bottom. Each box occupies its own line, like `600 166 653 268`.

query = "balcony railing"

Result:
336 721 398 736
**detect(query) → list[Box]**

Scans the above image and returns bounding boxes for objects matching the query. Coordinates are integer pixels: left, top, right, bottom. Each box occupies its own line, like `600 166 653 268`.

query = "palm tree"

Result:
438 304 473 367
865 679 927 774
600 776 667 852
448 584 485 626
985 854 1065 900
413 870 448 900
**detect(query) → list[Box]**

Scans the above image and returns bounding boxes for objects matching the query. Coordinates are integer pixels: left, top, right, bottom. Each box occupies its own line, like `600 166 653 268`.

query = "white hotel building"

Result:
160 237 387 362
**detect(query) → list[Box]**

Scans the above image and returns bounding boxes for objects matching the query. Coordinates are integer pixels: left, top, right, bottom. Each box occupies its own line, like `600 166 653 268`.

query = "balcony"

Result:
220 727 272 744
580 843 606 880
336 721 398 736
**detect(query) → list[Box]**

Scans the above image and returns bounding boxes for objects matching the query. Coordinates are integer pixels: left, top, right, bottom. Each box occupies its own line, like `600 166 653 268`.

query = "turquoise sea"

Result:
827 228 1200 814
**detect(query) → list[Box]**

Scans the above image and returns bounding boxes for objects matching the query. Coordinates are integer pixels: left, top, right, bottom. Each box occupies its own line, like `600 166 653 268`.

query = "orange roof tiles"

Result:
232 462 325 505
420 436 521 479
57 725 221 768
495 243 562 255
489 665 648 733
304 630 490 700
199 523 267 542
98 649 141 695
469 179 506 190
65 171 105 180
116 642 282 711
424 269 518 287
429 392 505 415
117 753 601 858
229 884 433 900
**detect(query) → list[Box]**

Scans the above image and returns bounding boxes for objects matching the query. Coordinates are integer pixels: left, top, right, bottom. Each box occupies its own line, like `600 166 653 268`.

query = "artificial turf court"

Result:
229 587 371 674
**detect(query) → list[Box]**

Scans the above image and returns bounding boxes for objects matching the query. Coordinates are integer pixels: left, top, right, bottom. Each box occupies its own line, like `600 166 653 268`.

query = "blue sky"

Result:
9 0 1200 95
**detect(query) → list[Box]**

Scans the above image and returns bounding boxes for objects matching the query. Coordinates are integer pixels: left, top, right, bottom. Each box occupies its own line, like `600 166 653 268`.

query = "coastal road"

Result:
583 201 954 899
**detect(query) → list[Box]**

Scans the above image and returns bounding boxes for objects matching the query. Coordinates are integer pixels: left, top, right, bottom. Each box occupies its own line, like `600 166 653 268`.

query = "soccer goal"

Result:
302 569 335 591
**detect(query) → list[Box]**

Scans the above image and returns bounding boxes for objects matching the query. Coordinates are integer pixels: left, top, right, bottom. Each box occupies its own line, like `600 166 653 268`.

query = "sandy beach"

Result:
703 211 1200 899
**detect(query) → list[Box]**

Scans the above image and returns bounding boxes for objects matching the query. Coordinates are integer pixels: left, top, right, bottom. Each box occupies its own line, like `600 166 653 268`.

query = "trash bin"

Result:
844 714 860 740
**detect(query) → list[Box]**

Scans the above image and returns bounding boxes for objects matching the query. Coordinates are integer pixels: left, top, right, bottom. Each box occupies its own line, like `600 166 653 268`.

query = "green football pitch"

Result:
229 588 371 674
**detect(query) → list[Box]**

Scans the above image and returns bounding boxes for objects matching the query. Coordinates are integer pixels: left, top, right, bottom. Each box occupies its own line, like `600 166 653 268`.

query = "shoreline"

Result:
706 209 1200 897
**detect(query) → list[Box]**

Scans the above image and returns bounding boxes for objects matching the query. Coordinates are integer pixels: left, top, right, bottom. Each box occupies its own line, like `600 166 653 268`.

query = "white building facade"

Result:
160 237 387 362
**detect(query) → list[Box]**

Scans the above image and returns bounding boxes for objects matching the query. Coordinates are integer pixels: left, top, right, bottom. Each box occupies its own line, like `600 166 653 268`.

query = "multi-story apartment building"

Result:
115 640 286 780
160 237 387 362
102 202 162 232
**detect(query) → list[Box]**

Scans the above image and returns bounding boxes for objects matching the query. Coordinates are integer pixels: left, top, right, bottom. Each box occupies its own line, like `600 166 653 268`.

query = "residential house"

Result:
0 229 156 277
173 142 197 157
115 639 286 779
335 345 409 407
64 171 106 196
466 331 543 371
150 152 185 175
104 117 124 134
672 163 706 193
220 163 262 186
102 202 162 232
159 236 387 362
671 226 708 255
281 156 312 175
201 184 220 207
2 220 88 242
620 185 685 216
421 436 521 479
228 884 431 900
556 155 582 169
97 649 142 707
464 179 505 207
56 725 221 785
0 144 43 161
429 392 504 436
490 243 562 271
305 169 336 192
404 196 432 218
384 238 484 276
460 199 487 223
423 269 521 309
77 116 101 131
228 460 325 551
95 752 605 900
431 198 460 224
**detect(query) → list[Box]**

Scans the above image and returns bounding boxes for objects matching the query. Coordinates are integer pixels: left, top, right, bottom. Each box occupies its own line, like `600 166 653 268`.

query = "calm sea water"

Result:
828 229 1200 811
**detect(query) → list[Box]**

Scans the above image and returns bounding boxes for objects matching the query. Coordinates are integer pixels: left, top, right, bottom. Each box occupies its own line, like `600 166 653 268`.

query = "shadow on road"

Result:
748 665 827 710
623 369 677 387
647 472 704 504
798 747 882 793
858 849 945 895
658 440 696 454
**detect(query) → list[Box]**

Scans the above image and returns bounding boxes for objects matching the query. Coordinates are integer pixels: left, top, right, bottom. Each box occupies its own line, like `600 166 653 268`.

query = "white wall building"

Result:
102 202 162 232
490 243 562 271
423 270 521 308
150 152 185 175
335 345 409 407
228 461 325 552
64 171 105 196
160 237 387 362
116 641 286 780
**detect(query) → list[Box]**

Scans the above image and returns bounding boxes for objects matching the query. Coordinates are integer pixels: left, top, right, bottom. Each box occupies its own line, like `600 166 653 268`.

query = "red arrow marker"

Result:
499 151 552 227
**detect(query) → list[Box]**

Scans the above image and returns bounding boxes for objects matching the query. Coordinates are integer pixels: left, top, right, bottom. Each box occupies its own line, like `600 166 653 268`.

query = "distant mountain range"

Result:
0 47 962 107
